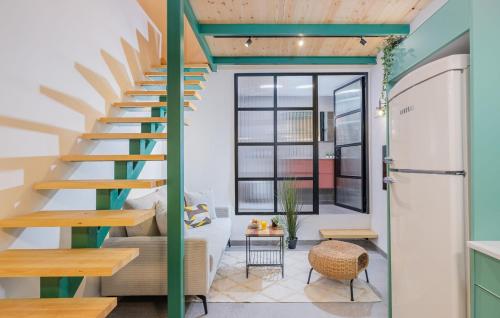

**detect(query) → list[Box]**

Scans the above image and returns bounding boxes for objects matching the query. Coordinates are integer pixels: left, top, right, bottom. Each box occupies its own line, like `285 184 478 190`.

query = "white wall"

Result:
368 56 388 253
0 0 161 298
185 65 378 242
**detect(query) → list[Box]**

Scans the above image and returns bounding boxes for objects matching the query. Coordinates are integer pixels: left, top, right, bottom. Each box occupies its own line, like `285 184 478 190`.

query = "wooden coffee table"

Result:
245 227 284 278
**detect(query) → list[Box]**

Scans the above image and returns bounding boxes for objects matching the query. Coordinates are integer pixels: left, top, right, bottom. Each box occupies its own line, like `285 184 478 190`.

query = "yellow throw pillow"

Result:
184 203 212 229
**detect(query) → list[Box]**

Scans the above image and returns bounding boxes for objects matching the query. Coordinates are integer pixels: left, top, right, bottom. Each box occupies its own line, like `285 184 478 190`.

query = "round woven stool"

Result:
307 240 369 301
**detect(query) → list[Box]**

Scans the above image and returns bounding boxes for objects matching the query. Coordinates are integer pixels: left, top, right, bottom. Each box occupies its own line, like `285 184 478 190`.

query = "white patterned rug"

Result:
205 251 381 303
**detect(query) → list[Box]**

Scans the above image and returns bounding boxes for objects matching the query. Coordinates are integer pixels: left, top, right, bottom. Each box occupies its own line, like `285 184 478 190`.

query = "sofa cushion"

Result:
155 200 167 236
185 217 231 282
125 190 162 236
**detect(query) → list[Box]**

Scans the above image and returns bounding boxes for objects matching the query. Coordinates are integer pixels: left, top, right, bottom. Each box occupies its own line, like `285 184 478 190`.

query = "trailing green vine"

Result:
379 36 405 114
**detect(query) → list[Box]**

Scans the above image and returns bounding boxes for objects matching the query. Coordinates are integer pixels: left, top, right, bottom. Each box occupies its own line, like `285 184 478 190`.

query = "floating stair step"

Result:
0 297 117 318
144 71 207 81
125 90 200 100
152 64 210 73
61 154 167 162
98 117 189 126
136 80 205 90
0 209 155 228
99 117 166 124
34 179 166 190
112 101 196 111
0 248 139 277
81 133 167 140
319 229 378 240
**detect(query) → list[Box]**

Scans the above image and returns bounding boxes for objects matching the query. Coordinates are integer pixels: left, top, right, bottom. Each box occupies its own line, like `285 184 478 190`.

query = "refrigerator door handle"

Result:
384 177 395 184
383 157 394 164
390 168 466 176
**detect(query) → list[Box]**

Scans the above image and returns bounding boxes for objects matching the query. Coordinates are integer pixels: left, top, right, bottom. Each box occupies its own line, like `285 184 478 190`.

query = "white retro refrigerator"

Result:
387 55 469 318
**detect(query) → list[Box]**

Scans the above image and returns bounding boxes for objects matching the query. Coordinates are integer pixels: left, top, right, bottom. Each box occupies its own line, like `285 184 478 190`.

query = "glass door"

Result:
333 77 367 212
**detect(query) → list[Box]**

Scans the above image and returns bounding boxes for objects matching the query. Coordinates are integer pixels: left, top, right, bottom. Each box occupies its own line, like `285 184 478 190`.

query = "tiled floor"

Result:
109 241 388 318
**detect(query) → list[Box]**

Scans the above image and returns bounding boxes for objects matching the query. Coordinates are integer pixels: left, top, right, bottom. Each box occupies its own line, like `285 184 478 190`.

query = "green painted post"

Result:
167 0 185 317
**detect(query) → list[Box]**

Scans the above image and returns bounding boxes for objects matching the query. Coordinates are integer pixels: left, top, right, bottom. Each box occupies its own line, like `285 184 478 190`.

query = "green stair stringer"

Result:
40 98 168 298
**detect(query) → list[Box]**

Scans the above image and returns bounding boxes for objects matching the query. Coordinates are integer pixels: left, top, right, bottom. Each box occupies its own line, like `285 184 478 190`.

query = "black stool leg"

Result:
307 268 313 284
350 279 354 301
365 269 369 283
198 295 208 315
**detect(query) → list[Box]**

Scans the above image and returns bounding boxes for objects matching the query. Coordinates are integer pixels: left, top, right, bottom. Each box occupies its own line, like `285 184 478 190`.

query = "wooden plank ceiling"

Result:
190 0 432 57
138 0 208 63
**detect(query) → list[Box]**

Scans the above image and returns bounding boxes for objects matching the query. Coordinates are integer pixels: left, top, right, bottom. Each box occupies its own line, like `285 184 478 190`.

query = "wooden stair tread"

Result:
136 80 205 88
124 90 199 97
81 133 167 140
34 179 166 190
319 229 378 240
153 63 209 69
112 101 196 111
0 209 155 228
0 248 139 277
0 297 117 318
145 71 206 77
98 117 189 126
61 154 167 161
99 117 167 123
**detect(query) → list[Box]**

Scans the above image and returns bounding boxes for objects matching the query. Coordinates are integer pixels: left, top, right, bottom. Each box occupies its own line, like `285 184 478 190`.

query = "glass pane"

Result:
278 180 313 213
238 111 274 142
336 178 362 210
277 76 313 108
238 181 274 213
340 146 362 177
277 145 313 178
318 156 335 210
335 112 361 145
334 80 362 115
238 76 274 108
277 111 313 142
238 146 274 178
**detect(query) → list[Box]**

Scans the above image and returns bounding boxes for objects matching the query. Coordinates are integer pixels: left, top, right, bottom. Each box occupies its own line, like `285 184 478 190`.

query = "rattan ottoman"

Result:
307 240 369 301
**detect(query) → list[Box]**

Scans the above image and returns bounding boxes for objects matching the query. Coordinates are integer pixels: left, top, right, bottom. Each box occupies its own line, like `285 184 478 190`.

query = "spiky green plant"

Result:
279 180 301 240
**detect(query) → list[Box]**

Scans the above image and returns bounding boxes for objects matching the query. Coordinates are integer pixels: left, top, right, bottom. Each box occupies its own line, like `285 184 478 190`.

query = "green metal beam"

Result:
168 0 185 317
183 0 216 71
199 24 410 37
213 56 376 65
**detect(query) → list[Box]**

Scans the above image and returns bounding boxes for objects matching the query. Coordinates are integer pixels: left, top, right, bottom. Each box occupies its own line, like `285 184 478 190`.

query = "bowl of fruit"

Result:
248 218 260 229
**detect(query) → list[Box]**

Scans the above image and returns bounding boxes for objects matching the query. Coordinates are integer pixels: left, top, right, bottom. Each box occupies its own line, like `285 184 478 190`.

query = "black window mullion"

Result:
312 75 319 215
273 75 278 214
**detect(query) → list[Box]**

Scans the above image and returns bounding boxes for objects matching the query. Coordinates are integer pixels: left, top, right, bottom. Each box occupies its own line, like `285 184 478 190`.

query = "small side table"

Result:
245 227 284 278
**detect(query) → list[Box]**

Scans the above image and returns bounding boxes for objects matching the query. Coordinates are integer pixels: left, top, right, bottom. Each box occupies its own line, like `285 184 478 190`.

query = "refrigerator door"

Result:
389 70 466 171
390 172 467 318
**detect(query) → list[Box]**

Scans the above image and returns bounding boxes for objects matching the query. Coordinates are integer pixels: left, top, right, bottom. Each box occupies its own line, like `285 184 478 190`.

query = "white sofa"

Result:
101 207 231 314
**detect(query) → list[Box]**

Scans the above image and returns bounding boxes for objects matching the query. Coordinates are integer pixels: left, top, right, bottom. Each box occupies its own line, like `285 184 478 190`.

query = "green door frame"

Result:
167 0 185 317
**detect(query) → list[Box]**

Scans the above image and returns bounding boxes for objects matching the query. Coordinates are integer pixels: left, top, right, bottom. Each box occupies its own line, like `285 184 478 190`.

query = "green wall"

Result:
390 0 470 82
469 0 500 241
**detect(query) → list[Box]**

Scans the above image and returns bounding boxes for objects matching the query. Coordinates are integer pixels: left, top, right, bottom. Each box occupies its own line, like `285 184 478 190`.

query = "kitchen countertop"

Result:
468 241 500 261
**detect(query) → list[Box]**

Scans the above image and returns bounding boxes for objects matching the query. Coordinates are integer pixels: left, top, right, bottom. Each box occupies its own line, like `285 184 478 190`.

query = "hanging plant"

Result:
378 36 405 115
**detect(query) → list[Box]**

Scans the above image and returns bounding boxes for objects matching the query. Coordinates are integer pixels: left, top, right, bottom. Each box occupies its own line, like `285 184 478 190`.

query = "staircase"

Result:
0 64 209 316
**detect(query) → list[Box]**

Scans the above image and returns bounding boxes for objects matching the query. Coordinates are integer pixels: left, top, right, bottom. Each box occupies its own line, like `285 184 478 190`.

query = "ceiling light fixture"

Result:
298 37 305 47
359 36 367 46
244 37 253 48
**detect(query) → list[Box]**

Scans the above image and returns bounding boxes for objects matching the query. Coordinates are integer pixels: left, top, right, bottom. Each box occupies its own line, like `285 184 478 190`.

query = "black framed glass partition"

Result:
235 73 368 215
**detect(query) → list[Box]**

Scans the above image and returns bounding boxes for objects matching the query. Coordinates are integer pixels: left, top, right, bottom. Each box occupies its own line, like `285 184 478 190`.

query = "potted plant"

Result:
279 180 301 249
271 216 280 228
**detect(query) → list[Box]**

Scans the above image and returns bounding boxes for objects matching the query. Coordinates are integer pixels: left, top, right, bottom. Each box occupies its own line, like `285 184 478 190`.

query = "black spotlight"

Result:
360 36 367 46
244 37 253 47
